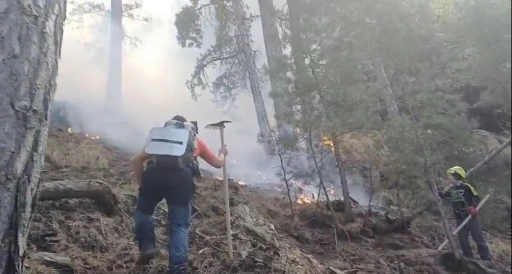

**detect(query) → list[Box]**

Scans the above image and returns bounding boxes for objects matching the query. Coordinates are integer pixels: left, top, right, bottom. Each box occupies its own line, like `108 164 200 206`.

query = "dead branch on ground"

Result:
38 179 118 216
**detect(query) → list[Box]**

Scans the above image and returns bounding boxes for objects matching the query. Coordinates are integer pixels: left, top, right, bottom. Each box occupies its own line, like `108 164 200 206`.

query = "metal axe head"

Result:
205 120 232 130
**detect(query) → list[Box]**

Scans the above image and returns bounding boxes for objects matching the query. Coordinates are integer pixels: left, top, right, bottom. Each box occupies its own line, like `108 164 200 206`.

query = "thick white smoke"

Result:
55 0 373 205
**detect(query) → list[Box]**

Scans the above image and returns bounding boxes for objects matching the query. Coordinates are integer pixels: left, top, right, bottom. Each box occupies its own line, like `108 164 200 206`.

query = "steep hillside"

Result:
25 129 511 274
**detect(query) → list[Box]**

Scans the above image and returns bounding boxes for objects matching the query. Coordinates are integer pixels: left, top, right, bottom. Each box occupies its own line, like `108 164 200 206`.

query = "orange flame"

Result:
321 136 334 152
296 194 315 204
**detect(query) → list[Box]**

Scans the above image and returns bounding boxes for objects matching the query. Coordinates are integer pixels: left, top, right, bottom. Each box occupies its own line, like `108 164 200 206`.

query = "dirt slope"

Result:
25 129 511 274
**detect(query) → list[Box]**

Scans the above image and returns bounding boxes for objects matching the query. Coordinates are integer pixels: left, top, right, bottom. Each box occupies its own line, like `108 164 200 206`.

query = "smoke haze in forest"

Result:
57 0 272 177
54 0 372 204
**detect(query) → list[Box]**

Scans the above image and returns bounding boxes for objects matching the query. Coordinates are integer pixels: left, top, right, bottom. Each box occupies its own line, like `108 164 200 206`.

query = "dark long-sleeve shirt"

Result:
439 181 481 220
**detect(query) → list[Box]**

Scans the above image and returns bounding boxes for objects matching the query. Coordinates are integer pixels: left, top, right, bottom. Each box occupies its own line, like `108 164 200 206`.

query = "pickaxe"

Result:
205 120 233 260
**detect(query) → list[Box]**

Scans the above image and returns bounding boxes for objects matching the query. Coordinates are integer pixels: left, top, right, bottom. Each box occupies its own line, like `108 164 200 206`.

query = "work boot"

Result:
136 242 156 265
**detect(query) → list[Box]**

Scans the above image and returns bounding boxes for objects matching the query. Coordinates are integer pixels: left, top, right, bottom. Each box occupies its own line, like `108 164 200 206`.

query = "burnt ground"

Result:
25 129 511 274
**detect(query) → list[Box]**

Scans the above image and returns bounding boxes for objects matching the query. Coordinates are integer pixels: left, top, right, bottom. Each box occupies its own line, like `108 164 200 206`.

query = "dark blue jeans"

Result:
456 217 491 260
134 164 195 274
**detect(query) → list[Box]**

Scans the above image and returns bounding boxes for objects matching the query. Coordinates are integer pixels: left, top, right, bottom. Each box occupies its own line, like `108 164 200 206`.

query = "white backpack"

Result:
144 120 197 170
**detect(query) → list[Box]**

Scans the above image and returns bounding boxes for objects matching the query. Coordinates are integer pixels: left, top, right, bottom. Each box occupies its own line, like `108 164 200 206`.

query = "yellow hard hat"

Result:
446 166 466 179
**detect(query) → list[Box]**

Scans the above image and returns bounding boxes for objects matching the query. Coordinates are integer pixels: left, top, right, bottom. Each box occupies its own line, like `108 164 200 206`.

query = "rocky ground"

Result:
25 129 511 274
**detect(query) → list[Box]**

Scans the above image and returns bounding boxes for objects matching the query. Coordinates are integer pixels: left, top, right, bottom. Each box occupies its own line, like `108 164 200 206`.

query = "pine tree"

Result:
175 0 273 153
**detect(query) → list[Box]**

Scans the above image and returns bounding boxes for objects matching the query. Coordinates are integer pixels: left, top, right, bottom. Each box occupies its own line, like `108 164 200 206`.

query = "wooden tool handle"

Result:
437 194 491 251
220 128 233 260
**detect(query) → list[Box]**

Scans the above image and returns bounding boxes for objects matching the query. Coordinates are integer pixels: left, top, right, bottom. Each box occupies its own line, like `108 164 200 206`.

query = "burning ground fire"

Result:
210 156 340 205
295 184 335 204
67 127 100 140
296 194 314 204
214 172 336 205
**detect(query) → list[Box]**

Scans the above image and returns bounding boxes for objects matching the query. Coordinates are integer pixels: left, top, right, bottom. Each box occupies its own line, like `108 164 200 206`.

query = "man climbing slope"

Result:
439 166 491 261
130 115 228 274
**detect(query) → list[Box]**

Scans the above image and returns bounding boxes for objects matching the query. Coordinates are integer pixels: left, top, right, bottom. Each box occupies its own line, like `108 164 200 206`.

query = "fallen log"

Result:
38 180 118 216
370 203 434 235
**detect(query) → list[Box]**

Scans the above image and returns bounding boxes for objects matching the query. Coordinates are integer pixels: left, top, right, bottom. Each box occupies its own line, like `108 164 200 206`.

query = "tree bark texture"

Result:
232 0 272 153
0 0 67 272
258 0 294 140
38 180 118 216
105 0 123 105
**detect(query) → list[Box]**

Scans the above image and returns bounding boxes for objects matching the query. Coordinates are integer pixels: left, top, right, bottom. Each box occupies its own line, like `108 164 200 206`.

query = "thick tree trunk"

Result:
258 0 294 140
233 0 272 153
105 0 123 105
0 0 67 272
38 180 118 216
